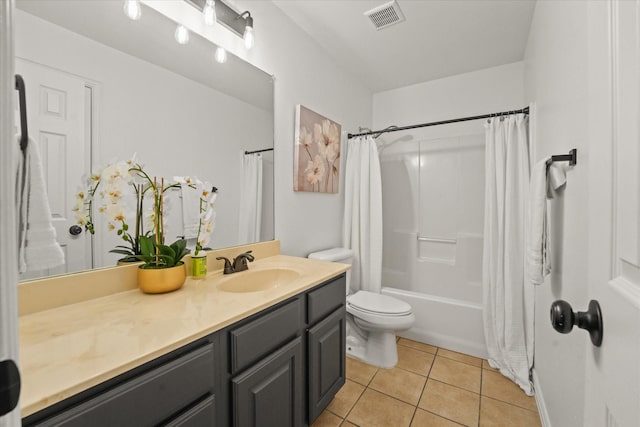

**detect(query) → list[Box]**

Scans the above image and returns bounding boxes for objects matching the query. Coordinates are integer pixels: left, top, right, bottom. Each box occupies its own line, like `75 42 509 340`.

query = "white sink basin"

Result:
217 268 301 293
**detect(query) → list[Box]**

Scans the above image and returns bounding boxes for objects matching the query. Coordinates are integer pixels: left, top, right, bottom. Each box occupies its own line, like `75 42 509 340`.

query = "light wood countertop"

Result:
19 249 349 417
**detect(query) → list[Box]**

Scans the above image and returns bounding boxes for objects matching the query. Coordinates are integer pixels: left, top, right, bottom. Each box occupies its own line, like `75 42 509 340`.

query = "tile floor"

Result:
313 338 542 427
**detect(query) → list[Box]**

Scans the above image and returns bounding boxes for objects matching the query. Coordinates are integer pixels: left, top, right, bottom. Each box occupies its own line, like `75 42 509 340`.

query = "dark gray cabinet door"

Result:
232 337 303 427
307 307 346 423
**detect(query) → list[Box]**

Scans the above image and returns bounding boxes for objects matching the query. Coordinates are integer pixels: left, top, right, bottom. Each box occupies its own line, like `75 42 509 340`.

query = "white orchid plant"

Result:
73 155 216 264
172 176 217 256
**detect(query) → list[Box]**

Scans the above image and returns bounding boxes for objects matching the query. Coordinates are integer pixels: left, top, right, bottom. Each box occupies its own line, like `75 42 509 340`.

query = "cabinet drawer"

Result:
230 299 302 374
307 275 345 325
37 343 215 427
164 395 216 427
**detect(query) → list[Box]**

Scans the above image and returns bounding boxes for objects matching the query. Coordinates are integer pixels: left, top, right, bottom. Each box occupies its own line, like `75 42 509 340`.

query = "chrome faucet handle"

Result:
216 256 234 274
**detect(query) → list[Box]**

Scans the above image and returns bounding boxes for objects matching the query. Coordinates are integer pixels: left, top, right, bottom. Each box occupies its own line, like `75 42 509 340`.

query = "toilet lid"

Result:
347 291 412 315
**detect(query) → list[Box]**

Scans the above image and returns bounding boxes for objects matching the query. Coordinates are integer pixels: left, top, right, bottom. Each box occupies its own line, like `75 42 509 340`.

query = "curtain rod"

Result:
244 148 273 155
348 106 530 139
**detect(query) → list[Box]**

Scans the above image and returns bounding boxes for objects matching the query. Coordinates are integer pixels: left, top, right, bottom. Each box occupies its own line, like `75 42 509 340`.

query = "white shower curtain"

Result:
482 114 534 395
343 136 383 293
238 153 263 244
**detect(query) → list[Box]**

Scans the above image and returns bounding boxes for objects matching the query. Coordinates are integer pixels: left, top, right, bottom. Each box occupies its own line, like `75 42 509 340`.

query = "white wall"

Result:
374 62 525 134
524 1 590 426
145 1 373 257
15 9 273 266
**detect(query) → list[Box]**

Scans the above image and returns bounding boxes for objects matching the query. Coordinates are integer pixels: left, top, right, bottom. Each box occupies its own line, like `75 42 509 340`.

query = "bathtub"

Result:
381 286 488 359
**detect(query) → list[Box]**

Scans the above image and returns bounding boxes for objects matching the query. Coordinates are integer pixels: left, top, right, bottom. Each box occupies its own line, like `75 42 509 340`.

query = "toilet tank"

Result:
308 247 354 294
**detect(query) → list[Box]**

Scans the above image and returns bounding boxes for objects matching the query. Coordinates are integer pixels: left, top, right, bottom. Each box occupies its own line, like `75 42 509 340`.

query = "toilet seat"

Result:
347 291 412 316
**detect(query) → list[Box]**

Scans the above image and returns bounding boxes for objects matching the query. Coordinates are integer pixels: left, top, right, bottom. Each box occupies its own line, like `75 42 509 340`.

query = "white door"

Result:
15 59 92 279
584 1 640 426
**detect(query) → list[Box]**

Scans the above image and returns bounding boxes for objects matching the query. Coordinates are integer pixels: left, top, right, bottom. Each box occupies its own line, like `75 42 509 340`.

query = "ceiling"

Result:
272 0 536 93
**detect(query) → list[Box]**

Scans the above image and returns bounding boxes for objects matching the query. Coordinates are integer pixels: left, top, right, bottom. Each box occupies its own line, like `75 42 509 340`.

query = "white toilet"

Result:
308 247 415 368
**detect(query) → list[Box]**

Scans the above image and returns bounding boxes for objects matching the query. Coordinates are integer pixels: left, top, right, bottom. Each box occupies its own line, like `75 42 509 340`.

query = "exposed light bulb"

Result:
243 26 254 50
203 0 217 26
174 25 189 45
123 0 141 21
243 14 254 50
215 47 227 64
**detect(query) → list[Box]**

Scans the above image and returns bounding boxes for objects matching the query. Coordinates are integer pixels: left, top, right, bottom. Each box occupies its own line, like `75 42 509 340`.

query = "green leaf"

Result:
117 229 123 236
170 239 187 255
109 249 136 256
167 239 189 263
157 244 176 261
134 255 155 263
139 236 155 257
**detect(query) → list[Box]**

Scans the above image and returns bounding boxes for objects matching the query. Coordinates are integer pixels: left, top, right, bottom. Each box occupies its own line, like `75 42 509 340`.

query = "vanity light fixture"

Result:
186 0 255 50
215 46 227 63
240 12 254 50
175 24 190 44
123 0 142 20
203 0 217 26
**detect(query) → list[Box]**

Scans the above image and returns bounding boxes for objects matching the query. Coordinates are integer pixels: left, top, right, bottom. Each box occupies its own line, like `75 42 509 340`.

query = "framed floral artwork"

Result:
294 105 342 193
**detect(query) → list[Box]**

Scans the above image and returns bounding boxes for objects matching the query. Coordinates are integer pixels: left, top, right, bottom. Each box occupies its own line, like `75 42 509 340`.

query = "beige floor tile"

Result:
482 360 498 371
411 409 465 427
369 367 427 405
312 410 343 427
481 370 537 412
437 348 483 368
340 422 358 427
418 379 479 427
480 397 541 427
346 356 378 386
326 379 366 418
429 356 481 393
397 345 435 376
347 388 416 427
398 338 438 355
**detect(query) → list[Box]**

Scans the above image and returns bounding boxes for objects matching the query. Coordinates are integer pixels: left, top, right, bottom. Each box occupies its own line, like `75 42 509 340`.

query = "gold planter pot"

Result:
137 263 186 294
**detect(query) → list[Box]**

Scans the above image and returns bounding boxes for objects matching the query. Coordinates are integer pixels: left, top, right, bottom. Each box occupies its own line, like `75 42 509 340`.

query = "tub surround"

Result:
18 240 350 417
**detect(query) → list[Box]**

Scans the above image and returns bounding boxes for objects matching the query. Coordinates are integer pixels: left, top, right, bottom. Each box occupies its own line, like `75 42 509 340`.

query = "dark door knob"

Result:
0 359 21 416
69 225 83 236
550 299 603 347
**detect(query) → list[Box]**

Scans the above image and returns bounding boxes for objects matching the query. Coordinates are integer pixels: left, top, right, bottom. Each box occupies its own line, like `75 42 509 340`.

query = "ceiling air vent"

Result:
364 0 405 31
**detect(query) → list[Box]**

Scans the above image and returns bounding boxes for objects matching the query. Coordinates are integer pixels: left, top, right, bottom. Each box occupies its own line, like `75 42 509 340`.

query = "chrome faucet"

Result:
232 251 254 272
216 250 255 275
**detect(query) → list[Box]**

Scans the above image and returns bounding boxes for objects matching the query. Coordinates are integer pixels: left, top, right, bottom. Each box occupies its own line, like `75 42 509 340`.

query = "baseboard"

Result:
532 368 552 427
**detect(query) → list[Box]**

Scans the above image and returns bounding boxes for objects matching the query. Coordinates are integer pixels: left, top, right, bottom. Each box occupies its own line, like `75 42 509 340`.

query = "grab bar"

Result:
417 236 457 244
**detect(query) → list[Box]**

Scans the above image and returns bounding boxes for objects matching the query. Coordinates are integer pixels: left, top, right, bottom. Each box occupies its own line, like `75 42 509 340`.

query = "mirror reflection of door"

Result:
16 59 92 280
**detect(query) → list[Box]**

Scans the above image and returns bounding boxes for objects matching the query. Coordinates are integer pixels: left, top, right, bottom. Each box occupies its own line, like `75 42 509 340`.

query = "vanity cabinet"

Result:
306 276 346 423
23 273 346 427
23 341 219 427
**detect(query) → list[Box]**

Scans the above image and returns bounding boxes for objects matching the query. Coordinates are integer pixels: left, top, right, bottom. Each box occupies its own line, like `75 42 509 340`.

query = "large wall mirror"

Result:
15 0 274 281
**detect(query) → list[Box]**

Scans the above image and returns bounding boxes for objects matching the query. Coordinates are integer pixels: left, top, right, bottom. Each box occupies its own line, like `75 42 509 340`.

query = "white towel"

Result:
547 163 567 199
17 137 65 273
180 183 201 239
527 158 567 285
